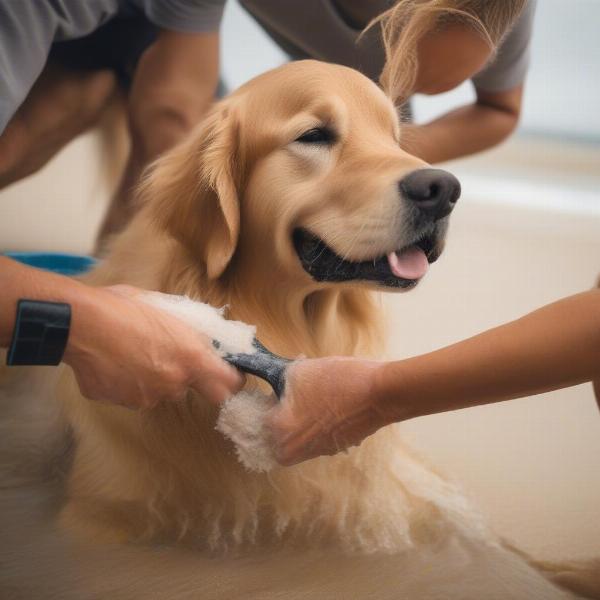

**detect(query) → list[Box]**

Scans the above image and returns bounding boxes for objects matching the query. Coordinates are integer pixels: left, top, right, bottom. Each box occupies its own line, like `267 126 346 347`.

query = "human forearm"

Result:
95 31 219 247
401 104 516 163
0 257 242 407
128 30 219 162
0 66 116 190
128 88 215 162
269 291 600 465
0 258 121 362
0 256 92 347
376 291 600 422
402 86 522 163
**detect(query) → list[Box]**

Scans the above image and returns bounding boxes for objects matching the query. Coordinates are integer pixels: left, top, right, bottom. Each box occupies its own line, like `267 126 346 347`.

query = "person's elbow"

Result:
495 106 520 144
477 84 523 144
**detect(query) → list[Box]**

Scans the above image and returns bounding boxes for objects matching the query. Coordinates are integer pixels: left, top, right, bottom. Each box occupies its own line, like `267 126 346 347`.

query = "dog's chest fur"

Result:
57 225 472 555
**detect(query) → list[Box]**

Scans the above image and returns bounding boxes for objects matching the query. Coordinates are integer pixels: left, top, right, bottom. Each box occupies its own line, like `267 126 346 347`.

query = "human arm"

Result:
0 257 243 408
376 289 600 418
127 29 219 161
269 290 600 465
96 29 220 243
400 85 523 164
399 0 533 164
0 65 117 190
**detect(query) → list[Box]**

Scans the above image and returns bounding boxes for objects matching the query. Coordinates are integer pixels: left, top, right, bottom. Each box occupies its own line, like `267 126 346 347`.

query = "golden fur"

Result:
1 60 596 598
58 60 432 551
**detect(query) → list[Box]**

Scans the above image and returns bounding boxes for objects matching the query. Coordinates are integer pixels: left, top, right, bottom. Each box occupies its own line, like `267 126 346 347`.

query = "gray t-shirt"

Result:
241 0 536 93
0 0 225 133
0 0 536 134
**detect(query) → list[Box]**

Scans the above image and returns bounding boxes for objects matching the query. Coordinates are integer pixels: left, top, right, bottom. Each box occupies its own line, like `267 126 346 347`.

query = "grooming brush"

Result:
215 338 293 398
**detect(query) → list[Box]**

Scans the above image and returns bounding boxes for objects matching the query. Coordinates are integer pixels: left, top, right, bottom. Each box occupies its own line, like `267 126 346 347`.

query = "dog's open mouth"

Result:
293 228 440 288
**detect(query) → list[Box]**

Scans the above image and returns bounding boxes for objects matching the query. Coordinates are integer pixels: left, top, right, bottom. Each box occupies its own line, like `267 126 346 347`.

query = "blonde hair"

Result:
367 0 527 102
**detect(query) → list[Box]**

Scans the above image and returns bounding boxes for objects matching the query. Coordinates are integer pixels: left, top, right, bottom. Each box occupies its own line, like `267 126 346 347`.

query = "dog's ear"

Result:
143 102 241 279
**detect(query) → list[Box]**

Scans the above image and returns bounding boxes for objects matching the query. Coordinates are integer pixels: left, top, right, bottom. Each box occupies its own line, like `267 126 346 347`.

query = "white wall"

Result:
521 0 600 140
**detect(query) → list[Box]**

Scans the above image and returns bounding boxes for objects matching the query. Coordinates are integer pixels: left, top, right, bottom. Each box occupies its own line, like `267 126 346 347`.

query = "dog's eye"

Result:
295 127 336 145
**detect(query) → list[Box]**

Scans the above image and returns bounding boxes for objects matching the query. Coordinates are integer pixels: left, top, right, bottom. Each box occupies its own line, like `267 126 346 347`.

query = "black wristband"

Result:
6 300 71 366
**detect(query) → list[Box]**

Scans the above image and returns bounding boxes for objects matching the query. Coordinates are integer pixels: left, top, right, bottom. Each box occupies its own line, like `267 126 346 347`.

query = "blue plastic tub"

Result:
4 252 97 276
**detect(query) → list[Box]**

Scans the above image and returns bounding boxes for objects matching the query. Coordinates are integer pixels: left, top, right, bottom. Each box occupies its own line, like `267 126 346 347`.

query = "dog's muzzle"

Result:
293 168 461 289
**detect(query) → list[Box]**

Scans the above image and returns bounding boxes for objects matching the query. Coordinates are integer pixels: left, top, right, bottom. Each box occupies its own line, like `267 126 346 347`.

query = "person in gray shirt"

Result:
0 2 246 412
0 1 535 237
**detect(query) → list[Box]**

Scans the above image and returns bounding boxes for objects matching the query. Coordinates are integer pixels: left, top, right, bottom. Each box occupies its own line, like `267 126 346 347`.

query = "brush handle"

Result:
218 339 292 398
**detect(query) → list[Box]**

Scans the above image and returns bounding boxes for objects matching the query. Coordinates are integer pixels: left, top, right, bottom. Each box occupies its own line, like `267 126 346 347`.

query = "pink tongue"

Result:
387 247 429 280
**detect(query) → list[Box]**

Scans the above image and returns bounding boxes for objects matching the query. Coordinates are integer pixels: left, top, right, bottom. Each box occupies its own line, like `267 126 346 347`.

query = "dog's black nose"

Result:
399 168 461 221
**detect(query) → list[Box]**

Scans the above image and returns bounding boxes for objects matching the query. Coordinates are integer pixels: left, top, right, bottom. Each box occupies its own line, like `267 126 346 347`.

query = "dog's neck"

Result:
158 242 382 360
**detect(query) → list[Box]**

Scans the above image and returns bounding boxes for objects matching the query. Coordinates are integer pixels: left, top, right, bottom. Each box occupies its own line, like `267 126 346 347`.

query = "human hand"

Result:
63 284 244 409
267 357 392 466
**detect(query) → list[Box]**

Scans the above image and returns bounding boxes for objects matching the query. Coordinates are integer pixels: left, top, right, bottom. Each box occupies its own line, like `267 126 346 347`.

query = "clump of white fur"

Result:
140 292 277 472
215 391 278 472
140 291 256 356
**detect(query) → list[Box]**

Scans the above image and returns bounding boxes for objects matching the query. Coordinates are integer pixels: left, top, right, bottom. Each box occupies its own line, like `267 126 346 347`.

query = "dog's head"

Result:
147 60 460 292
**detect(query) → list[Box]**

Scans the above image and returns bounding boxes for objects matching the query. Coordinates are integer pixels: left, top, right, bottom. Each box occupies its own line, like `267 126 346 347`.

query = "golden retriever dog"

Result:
1 60 597 599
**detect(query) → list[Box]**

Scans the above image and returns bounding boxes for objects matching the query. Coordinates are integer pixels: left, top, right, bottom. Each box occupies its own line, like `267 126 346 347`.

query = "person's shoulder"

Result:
471 0 537 93
494 0 537 56
131 0 226 33
509 0 537 38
